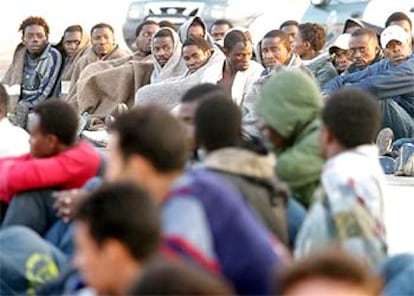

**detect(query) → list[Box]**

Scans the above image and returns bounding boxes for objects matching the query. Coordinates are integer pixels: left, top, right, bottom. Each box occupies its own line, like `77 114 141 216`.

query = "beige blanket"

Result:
1 43 25 112
135 48 225 111
77 60 154 117
59 32 91 82
150 27 187 83
65 45 129 111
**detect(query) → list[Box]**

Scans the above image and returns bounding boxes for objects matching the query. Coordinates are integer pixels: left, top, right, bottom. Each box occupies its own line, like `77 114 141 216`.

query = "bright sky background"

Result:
0 0 131 57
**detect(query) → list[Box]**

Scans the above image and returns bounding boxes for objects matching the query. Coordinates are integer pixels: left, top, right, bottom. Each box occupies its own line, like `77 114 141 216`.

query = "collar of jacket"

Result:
203 147 276 179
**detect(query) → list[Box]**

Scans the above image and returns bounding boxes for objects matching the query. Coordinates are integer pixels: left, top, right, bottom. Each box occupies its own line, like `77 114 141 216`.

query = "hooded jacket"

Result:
178 16 216 49
304 52 338 89
150 27 187 83
256 68 324 207
203 147 289 246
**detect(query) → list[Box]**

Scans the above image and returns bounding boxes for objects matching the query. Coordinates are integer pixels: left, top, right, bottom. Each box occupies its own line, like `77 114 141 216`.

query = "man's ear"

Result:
46 134 60 149
304 41 312 51
222 47 229 56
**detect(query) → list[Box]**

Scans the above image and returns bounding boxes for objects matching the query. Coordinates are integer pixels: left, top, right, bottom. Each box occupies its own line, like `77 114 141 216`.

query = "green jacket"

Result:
256 68 325 207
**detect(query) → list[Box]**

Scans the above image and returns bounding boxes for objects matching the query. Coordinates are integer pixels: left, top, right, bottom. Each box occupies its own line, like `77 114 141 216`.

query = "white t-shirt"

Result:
0 117 30 157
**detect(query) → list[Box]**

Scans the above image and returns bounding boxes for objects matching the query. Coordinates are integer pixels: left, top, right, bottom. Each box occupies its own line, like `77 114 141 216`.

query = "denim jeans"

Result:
45 221 76 258
286 198 307 248
380 253 414 296
2 189 58 236
0 226 69 295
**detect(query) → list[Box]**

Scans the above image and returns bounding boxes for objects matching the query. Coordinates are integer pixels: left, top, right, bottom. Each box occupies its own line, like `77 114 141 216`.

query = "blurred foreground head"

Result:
276 249 382 296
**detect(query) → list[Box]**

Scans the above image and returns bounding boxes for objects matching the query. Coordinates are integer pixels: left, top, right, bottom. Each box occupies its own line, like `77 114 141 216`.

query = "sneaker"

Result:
117 103 129 115
376 128 394 156
395 143 414 176
379 156 396 174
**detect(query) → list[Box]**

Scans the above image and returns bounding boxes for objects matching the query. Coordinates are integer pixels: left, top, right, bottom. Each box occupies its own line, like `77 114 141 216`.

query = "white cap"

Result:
380 25 409 48
329 33 351 54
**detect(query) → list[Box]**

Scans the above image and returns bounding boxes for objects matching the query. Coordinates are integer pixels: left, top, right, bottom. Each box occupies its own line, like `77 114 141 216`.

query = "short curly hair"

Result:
19 16 49 37
299 22 326 52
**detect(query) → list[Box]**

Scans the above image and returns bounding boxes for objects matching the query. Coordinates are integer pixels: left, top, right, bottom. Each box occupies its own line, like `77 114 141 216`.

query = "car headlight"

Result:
128 3 145 20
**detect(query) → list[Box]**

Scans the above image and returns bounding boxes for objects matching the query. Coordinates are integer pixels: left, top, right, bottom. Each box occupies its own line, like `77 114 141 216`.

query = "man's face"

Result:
28 115 57 158
332 48 352 73
292 32 307 58
227 41 252 72
261 123 286 150
74 222 115 294
261 37 290 68
349 34 378 69
23 25 48 55
135 24 159 54
182 44 210 72
176 101 199 150
281 25 298 45
384 39 411 66
106 132 135 182
188 24 204 38
91 27 114 57
153 36 174 67
211 24 231 41
63 31 82 57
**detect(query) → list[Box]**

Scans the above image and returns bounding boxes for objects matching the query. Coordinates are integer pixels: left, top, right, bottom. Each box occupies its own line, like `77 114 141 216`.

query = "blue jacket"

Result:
163 169 287 295
21 44 62 107
323 54 414 118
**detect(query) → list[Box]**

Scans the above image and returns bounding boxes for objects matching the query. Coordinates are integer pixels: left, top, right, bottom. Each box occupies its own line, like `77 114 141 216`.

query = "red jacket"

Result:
0 140 101 203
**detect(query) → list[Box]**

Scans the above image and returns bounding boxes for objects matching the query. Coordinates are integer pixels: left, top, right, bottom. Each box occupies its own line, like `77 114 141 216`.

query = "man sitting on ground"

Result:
195 95 290 246
256 68 324 208
346 28 383 74
1 100 101 234
322 25 414 139
2 16 63 127
106 106 287 294
295 89 387 266
292 22 337 88
73 182 162 295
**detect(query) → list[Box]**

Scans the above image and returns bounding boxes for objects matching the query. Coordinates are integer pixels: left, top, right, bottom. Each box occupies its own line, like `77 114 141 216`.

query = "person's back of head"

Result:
127 259 234 295
74 182 161 294
181 83 225 103
276 249 383 296
195 95 241 152
29 99 78 158
109 105 188 174
321 89 381 151
0 84 8 118
385 11 412 32
298 22 326 52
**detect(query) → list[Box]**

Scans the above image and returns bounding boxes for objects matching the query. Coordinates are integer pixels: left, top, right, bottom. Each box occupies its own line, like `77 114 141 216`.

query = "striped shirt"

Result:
21 44 62 107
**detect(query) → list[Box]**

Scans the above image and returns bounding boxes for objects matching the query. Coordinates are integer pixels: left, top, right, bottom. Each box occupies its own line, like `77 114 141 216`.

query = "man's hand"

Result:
53 189 88 223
